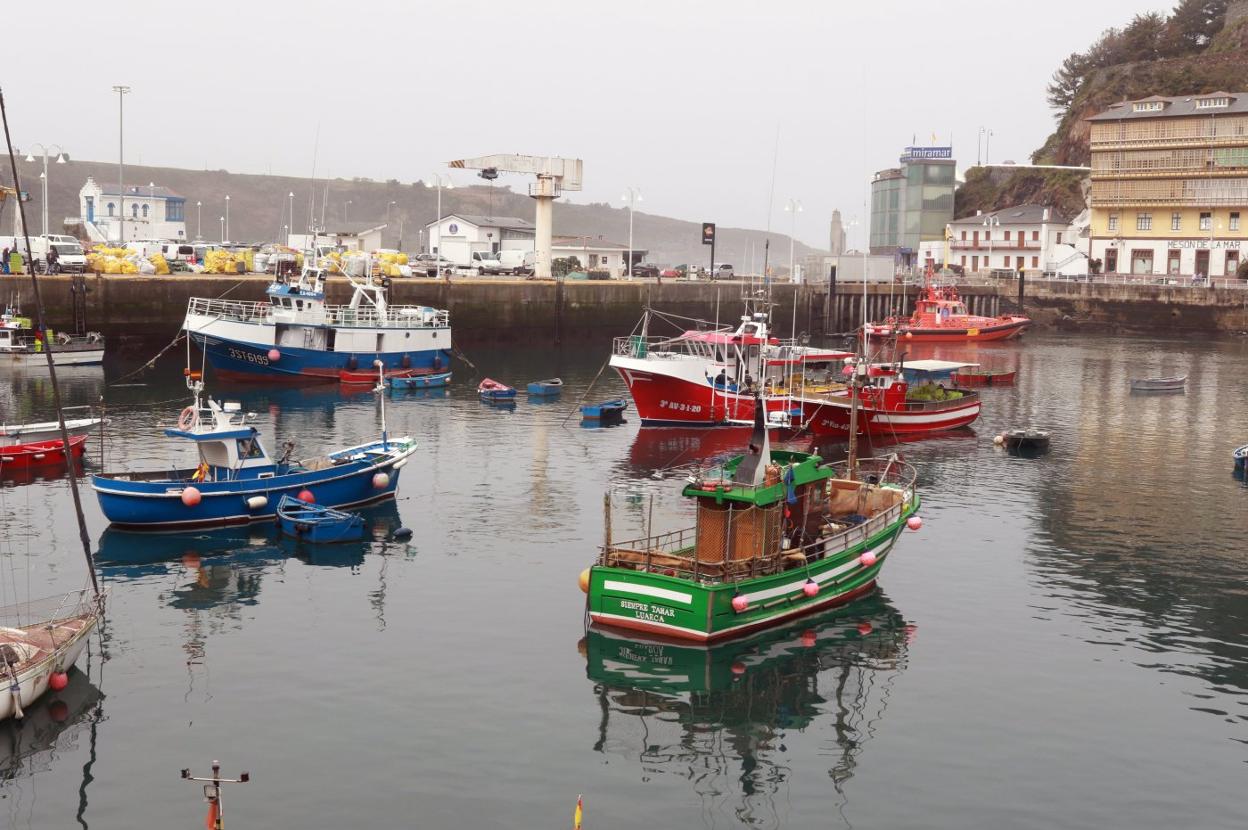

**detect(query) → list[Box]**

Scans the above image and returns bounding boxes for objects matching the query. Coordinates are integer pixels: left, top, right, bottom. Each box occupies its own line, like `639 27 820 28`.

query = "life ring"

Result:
177 406 198 431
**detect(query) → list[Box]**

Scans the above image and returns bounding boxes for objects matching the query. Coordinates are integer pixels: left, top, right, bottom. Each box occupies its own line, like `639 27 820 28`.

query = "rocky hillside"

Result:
0 159 817 271
956 0 1248 218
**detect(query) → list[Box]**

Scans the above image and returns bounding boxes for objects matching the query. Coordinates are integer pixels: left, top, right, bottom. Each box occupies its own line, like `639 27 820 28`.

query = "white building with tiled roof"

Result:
425 213 536 265
78 176 187 242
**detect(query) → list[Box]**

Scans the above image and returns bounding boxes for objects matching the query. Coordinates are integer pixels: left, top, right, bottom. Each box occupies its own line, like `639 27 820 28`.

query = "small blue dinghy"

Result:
277 494 366 543
581 399 628 422
526 378 563 396
390 371 452 390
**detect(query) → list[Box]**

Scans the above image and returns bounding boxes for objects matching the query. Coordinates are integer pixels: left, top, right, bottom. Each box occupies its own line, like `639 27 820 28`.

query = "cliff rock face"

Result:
956 1 1248 218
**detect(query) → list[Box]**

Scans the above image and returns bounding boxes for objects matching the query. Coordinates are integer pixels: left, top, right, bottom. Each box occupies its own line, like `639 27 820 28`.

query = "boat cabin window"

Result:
237 438 264 459
741 323 759 336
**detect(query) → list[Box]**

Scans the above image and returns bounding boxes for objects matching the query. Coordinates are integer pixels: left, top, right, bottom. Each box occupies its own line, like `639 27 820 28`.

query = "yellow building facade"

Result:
1088 92 1248 279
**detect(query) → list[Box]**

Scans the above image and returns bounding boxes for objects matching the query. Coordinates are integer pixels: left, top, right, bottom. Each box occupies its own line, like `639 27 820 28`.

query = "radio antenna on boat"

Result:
181 760 250 830
0 86 99 598
374 359 389 449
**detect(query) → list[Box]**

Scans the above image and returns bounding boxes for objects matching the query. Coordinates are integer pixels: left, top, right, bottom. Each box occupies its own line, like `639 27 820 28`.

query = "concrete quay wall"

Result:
9 274 1245 346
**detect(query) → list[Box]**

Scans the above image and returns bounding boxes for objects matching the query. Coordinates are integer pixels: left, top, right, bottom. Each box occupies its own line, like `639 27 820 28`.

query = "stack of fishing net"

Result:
203 250 241 274
374 251 408 277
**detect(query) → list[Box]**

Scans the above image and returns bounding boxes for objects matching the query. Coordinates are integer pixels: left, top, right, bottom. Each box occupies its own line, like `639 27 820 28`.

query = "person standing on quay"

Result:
1 247 8 274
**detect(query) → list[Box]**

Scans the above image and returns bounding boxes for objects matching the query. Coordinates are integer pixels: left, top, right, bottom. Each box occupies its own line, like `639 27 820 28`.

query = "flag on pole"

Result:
573 794 583 829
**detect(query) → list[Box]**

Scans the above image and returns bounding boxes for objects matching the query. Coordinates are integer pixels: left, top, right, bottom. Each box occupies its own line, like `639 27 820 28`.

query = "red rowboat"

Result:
0 435 87 470
951 369 1017 386
338 368 414 384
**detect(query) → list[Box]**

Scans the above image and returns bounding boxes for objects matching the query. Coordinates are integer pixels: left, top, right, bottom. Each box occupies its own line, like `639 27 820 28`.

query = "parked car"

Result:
470 250 505 276
711 263 734 280
411 253 455 277
659 267 682 279
631 263 660 279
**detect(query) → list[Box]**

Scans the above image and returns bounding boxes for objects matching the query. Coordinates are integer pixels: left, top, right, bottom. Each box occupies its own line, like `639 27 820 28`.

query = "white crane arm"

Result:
446 154 583 191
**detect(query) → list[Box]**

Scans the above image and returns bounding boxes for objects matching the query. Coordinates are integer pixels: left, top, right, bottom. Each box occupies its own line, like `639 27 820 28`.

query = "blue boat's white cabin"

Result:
166 399 277 481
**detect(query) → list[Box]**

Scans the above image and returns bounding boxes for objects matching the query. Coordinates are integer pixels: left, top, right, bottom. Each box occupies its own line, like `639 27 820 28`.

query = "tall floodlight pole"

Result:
288 192 294 242
784 198 802 283
621 187 641 278
219 216 225 243
224 194 230 243
23 143 66 237
196 201 202 239
113 85 130 243
425 174 453 279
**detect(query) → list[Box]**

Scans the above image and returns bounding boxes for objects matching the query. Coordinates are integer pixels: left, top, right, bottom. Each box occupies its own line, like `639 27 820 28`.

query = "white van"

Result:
470 250 505 276
497 250 535 275
28 235 88 273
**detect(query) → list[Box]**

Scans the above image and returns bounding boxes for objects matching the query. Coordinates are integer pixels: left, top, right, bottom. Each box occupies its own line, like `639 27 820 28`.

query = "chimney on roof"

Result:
976 209 982 216
1043 208 1050 221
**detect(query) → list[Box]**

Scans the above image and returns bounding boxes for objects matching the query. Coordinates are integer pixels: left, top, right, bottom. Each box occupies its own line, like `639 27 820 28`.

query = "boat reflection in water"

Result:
1 667 103 782
580 592 913 824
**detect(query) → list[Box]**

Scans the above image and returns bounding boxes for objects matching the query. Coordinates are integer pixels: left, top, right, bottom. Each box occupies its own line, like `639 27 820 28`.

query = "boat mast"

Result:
373 360 388 449
0 88 100 598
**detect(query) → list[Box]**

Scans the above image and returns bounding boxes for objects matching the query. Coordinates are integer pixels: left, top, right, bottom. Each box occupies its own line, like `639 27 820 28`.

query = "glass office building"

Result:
869 147 956 266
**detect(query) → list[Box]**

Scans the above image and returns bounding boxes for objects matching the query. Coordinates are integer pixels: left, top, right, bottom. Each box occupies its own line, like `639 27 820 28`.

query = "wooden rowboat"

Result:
582 399 628 421
526 378 564 396
478 378 517 401
1129 375 1186 392
276 494 365 543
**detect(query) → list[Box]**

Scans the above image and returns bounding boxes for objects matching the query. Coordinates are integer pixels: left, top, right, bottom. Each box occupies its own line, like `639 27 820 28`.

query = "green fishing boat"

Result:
581 399 921 642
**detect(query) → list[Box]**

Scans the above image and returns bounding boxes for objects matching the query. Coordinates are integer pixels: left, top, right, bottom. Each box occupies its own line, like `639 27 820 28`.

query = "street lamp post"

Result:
196 201 202 240
784 198 803 282
224 195 230 243
219 216 225 243
23 144 67 237
983 215 1000 272
425 174 454 280
344 200 352 224
112 85 130 243
288 192 294 241
621 187 641 278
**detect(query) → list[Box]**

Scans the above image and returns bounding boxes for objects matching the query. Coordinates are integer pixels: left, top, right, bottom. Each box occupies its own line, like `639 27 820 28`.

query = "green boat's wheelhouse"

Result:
586 403 919 642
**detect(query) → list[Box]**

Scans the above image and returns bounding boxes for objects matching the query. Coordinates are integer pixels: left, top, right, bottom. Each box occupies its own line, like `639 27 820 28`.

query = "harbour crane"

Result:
446 154 583 280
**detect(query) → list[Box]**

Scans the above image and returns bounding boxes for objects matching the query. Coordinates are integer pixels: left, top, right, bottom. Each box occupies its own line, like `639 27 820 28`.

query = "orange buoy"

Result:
181 486 201 507
298 489 315 503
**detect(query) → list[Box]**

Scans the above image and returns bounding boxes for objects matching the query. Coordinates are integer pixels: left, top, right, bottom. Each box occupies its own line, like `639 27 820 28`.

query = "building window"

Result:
1195 96 1229 109
1031 230 1039 241
1136 213 1152 231
1108 214 1119 232
1232 212 1241 231
131 204 139 218
1032 256 1039 268
1004 230 1011 241
1171 213 1182 231
1056 232 1063 244
107 202 115 217
1200 212 1211 231
1133 101 1165 112
960 230 966 241
961 256 966 266
141 204 149 218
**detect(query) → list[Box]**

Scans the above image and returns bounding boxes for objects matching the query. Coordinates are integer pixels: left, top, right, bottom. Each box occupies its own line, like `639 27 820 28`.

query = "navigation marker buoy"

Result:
181 486 201 507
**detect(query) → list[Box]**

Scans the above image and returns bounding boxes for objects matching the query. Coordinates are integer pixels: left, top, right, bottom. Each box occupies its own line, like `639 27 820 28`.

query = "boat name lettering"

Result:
618 599 676 621
617 646 672 666
227 348 271 366
658 400 703 414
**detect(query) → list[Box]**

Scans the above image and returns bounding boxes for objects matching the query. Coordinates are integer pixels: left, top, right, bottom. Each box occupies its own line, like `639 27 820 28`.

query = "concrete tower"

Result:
829 210 847 256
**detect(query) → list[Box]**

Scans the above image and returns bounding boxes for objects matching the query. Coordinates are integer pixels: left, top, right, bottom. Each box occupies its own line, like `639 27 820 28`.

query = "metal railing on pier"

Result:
186 297 451 328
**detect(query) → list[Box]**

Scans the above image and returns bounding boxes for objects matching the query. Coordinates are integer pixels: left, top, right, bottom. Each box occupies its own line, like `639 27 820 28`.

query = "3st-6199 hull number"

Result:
227 348 270 366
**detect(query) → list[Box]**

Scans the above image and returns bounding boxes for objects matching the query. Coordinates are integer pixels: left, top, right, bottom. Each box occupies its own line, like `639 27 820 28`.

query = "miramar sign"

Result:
901 146 953 161
1167 239 1242 249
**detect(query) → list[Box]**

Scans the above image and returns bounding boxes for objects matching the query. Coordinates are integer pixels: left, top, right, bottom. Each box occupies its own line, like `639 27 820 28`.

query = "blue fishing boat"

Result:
276 494 365 543
581 399 627 421
182 254 452 382
390 371 451 390
90 377 417 529
526 378 563 396
478 378 517 402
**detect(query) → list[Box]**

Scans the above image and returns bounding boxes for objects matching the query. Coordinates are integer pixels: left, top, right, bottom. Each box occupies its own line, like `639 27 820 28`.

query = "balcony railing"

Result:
950 239 1041 250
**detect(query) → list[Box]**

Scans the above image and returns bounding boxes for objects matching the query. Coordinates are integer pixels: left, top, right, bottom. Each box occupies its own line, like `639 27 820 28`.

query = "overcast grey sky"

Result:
10 0 1163 249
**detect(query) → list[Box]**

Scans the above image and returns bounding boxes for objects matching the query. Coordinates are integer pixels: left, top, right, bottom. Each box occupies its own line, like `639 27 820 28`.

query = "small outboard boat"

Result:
478 379 517 402
390 371 451 389
1129 375 1186 392
581 399 628 423
526 378 563 396
1001 428 1051 452
276 494 365 543
1234 444 1248 473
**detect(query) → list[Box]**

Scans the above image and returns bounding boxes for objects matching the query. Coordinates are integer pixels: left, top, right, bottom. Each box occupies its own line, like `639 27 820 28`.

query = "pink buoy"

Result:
731 595 748 613
802 580 819 597
372 472 390 490
730 661 747 675
907 516 923 531
298 489 315 504
268 348 281 362
48 672 69 692
800 630 817 648
857 622 874 636
859 550 878 567
180 486 201 507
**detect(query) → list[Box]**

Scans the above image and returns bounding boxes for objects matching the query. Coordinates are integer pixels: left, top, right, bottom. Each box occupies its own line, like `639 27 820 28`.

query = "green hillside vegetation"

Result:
956 0 1248 218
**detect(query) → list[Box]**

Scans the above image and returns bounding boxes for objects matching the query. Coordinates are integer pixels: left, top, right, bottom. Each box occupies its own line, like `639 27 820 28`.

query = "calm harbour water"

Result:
1 331 1246 829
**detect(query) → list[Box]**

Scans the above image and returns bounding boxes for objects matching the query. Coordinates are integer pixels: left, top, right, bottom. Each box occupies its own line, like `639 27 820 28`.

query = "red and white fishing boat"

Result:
864 269 1030 343
611 298 851 426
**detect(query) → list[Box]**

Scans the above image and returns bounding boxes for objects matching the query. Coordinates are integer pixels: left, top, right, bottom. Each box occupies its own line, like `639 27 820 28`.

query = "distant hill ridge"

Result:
0 158 820 270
